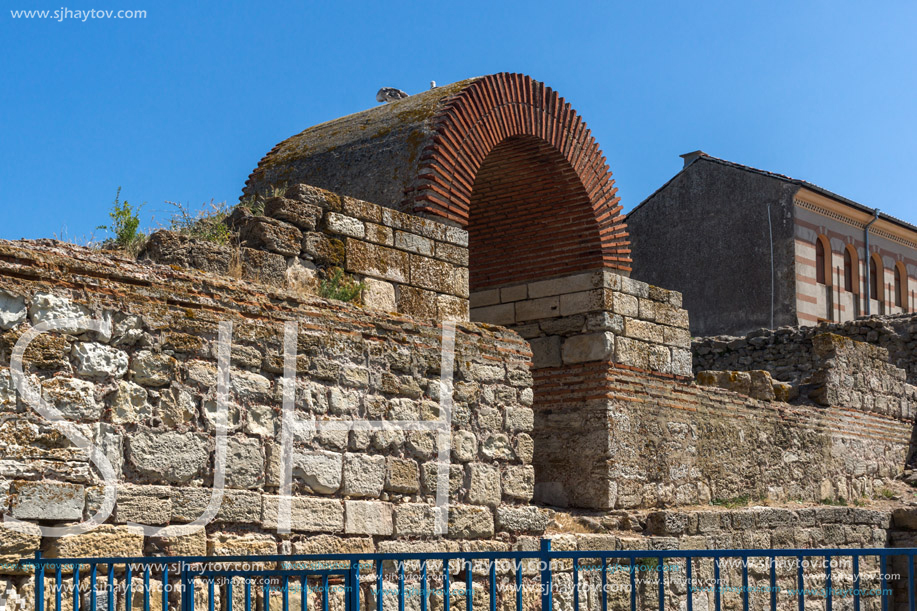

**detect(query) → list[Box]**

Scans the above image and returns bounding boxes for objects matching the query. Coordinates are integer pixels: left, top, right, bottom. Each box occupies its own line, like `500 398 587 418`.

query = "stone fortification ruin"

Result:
2 73 917 611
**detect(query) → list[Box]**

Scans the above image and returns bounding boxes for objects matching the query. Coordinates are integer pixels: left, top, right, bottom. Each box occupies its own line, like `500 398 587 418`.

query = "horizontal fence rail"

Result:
20 545 917 611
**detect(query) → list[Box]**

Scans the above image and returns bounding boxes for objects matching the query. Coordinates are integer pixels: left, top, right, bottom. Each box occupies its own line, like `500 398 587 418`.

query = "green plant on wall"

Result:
319 267 364 304
97 187 145 253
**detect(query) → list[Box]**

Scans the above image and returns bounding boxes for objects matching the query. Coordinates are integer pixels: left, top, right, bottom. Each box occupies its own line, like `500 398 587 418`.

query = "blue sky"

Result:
1 0 916 241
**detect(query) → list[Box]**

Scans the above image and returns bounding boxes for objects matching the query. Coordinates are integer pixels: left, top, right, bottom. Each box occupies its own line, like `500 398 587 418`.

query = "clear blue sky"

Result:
2 0 916 241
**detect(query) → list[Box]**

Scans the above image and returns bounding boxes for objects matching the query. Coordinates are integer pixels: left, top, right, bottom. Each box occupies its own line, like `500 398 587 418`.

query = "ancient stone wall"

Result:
141 183 470 322
470 270 692 378
693 314 917 386
0 239 538 572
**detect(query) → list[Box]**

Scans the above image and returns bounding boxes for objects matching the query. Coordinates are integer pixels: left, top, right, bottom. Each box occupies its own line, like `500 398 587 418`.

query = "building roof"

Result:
630 152 917 235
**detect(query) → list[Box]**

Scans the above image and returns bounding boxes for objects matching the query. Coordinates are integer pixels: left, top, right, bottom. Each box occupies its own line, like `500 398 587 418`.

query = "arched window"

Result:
843 245 858 293
870 254 884 301
895 262 908 309
815 236 829 285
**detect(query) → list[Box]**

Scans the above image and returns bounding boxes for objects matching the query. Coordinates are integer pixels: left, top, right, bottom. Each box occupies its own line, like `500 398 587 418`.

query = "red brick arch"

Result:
410 73 630 288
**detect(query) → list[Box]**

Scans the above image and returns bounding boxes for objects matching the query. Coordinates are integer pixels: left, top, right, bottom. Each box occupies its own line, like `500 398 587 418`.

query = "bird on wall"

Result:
376 87 409 103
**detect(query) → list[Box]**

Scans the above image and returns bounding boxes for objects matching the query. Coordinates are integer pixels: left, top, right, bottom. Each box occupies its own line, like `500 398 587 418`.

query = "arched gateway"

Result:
245 74 689 509
245 73 631 292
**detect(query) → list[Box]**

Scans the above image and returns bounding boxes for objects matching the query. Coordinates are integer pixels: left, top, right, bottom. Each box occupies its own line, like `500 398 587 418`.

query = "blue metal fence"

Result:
22 544 917 611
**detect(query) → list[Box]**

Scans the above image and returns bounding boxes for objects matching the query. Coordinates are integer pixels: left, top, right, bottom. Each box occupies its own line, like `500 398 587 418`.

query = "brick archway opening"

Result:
467 135 606 292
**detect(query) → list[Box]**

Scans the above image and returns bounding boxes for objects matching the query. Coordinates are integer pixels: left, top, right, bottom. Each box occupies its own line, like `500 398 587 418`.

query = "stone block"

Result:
324 212 365 239
434 241 469 266
293 534 374 555
393 503 437 536
648 344 672 373
114 485 171 525
301 232 345 267
466 463 501 508
364 221 394 246
495 507 549 534
293 450 342 494
609 292 639 317
420 463 464 497
385 457 419 493
559 290 604 316
0 290 27 330
345 239 409 283
240 217 303 256
619 276 650 298
263 197 322 230
148 528 206 556
500 284 528 303
0 521 40 566
396 285 438 319
469 303 514 326
540 314 586 336
528 271 603 299
529 336 562 368
586 312 625 334
226 437 265 489
656 304 690 329
127 429 210 484
362 278 397 312
10 480 84 521
71 343 128 379
207 532 277 557
469 290 500 308
28 292 92 334
284 257 318 293
515 297 560 322
514 434 534 464
409 255 459 295
663 326 691 349
395 231 435 256
501 465 535 501
42 377 102 421
109 380 151 424
437 294 469 322
480 434 513 460
448 505 494 539
561 333 614 364
129 350 179 387
452 431 478 462
241 248 288 287
624 318 664 343
344 500 393 535
504 408 534 433
671 348 693 377
341 453 385 497
171 488 261 524
614 337 650 369
46 525 143 559
261 496 344 533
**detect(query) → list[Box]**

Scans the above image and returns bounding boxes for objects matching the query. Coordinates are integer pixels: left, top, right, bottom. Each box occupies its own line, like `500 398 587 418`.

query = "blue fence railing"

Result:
20 543 917 611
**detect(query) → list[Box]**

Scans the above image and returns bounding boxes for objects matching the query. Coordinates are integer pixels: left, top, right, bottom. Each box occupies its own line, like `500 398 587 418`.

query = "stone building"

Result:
626 151 917 336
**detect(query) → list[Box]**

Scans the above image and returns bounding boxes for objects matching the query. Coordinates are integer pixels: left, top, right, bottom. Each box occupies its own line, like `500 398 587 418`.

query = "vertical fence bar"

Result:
713 558 720 611
244 578 251 611
34 552 44 611
126 565 133 611
572 560 579 611
351 561 361 611
465 560 472 611
444 559 451 611
209 578 215 611
825 556 832 611
796 555 804 611
398 560 405 611
852 556 860 611
629 558 636 611
686 557 693 611
283 576 290 611
377 562 384 611
540 539 552 611
75 564 82 611
742 556 749 611
322 576 329 611
143 565 149 611
91 563 98 611
302 575 308 611
488 560 495 611
514 560 521 611
602 557 608 611
769 556 777 611
108 562 115 611
55 564 62 611
658 557 665 611
163 566 169 611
